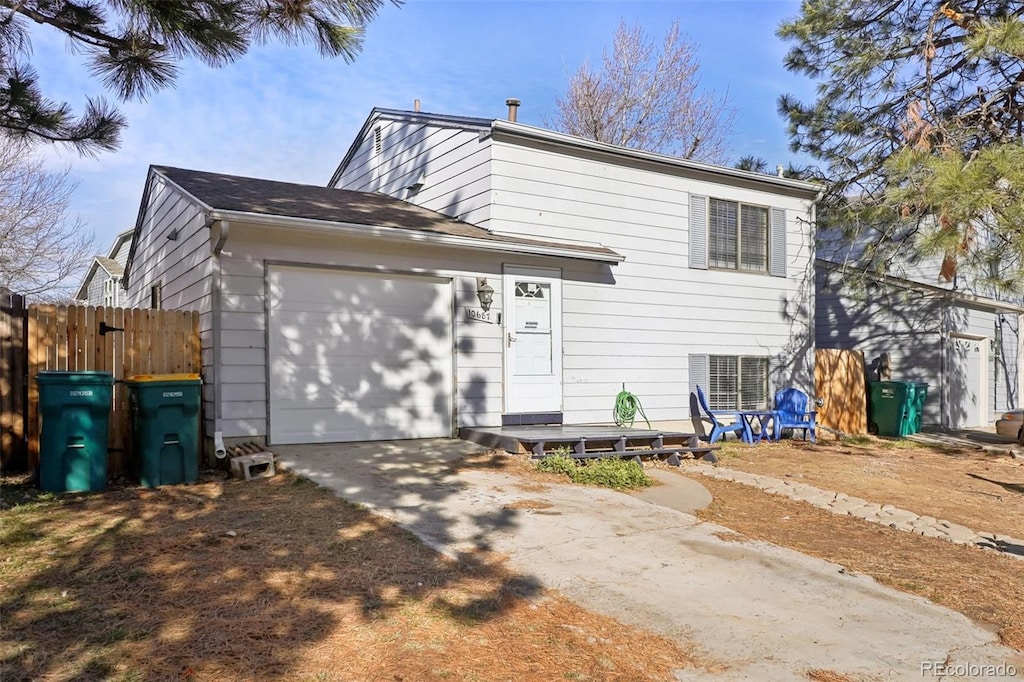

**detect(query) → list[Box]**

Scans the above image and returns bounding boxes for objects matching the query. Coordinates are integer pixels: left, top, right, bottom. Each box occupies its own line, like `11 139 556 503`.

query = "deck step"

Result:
535 445 719 465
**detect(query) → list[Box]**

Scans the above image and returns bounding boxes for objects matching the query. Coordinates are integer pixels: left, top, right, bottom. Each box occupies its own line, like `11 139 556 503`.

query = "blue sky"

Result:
32 0 814 254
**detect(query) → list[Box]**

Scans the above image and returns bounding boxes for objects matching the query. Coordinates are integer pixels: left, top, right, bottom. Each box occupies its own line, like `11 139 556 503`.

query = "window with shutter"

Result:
706 198 769 273
705 355 769 410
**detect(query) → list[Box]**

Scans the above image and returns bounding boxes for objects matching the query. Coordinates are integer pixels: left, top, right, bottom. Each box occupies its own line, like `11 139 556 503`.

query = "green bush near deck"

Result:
536 455 653 490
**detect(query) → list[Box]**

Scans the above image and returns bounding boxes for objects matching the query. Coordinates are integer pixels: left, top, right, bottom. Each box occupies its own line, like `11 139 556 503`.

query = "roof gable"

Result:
328 107 493 187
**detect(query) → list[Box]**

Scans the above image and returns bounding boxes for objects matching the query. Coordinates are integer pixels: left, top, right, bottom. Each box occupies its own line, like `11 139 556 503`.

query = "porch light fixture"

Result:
476 277 494 311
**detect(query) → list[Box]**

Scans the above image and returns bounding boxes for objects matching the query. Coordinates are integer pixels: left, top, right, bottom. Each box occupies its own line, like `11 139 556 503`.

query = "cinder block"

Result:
230 453 276 480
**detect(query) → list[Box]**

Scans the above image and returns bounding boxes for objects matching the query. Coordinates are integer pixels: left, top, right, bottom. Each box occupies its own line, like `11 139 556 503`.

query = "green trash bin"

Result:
869 381 916 437
910 383 929 434
127 373 202 487
37 371 114 493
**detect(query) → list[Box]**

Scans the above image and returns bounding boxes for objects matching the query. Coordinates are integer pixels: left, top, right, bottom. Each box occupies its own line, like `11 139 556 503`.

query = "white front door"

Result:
949 335 987 429
503 266 562 414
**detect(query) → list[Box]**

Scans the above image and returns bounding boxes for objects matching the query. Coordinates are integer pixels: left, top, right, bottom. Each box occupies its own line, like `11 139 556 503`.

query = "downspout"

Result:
210 219 230 460
939 299 949 431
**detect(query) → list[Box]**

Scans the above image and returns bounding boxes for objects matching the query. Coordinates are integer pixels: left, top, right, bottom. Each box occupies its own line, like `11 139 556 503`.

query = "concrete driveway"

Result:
276 439 1023 681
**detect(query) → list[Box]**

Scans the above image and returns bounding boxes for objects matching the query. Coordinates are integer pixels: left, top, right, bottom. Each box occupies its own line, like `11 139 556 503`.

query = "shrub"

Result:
535 455 653 490
535 454 579 477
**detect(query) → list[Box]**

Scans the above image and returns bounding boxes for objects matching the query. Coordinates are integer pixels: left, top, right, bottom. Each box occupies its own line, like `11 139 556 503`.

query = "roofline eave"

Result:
816 258 1024 314
206 208 624 264
490 120 824 198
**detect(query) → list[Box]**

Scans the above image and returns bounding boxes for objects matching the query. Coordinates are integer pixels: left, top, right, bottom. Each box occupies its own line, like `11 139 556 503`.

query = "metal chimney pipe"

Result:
506 98 521 122
776 164 785 177
414 99 421 112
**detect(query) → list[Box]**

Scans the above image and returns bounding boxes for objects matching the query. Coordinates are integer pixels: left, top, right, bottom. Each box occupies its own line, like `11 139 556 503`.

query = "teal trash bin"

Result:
910 383 929 434
37 371 114 493
127 374 202 487
869 381 915 437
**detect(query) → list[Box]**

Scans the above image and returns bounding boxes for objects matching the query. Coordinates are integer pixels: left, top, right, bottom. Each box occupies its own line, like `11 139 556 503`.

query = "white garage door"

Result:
268 265 453 444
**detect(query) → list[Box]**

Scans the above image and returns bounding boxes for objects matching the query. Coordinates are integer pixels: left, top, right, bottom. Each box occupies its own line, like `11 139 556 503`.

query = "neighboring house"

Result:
123 106 820 452
75 228 133 306
816 245 1024 430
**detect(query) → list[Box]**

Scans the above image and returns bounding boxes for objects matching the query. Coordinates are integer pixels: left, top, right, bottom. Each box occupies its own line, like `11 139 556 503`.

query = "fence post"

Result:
1 293 29 471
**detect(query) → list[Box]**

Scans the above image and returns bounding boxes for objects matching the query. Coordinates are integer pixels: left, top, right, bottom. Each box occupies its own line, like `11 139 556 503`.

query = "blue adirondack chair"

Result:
694 385 749 443
774 388 817 442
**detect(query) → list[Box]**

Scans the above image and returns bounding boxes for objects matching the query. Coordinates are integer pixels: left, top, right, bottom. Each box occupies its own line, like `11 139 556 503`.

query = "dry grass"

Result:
691 471 1024 650
0 471 695 681
712 435 1024 539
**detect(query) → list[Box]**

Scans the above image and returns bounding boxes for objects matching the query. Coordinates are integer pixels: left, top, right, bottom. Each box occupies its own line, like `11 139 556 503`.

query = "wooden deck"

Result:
460 424 718 464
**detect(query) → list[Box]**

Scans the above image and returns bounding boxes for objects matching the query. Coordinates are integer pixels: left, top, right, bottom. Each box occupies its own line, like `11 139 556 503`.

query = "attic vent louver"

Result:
374 126 382 155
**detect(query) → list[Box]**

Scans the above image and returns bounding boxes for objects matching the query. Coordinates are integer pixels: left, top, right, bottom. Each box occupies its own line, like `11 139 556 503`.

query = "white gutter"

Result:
205 209 625 264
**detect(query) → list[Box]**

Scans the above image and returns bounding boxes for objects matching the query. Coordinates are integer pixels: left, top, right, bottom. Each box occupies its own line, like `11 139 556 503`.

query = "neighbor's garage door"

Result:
268 265 453 444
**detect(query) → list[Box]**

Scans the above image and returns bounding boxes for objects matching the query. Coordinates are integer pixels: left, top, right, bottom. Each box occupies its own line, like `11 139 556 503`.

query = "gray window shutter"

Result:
689 194 708 270
689 354 709 394
688 353 710 430
769 206 787 278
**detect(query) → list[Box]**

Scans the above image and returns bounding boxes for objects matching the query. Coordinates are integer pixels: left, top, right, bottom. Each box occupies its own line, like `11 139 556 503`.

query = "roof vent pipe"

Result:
776 164 785 177
506 98 521 122
414 98 421 112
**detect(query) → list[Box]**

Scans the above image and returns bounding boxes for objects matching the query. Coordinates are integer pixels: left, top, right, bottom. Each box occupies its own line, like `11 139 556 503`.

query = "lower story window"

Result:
709 356 769 410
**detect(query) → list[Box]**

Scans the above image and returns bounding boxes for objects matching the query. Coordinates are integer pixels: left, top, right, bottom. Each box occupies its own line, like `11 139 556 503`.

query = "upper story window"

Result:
689 193 786 278
709 199 768 272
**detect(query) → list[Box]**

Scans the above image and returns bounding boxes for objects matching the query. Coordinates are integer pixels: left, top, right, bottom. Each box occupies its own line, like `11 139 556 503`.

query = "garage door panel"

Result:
268 266 453 444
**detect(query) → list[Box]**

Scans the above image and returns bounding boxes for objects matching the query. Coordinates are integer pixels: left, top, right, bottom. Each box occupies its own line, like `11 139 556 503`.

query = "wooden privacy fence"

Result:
23 304 201 475
1 293 28 471
815 348 868 435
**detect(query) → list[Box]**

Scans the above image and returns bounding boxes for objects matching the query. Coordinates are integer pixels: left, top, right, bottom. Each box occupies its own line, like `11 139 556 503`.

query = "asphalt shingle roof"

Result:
155 166 619 259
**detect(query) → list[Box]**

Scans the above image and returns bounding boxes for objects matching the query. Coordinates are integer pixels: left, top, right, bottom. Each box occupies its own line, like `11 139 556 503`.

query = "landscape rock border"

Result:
684 462 1024 560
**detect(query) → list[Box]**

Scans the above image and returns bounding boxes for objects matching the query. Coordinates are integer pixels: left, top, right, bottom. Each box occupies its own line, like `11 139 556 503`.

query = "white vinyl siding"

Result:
124 173 214 437
489 137 816 423
332 119 494 228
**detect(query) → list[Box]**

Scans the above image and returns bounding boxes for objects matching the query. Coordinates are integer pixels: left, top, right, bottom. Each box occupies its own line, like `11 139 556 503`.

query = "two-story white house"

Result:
76 228 133 306
123 105 821 453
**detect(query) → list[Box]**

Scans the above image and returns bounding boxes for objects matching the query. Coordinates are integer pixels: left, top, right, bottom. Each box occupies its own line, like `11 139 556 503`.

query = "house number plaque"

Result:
465 307 501 324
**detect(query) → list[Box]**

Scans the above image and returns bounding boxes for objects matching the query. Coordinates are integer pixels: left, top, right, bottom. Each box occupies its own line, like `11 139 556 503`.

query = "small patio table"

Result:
738 411 778 444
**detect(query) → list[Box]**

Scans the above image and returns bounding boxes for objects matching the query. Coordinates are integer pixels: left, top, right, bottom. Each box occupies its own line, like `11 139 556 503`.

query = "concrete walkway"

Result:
276 440 1024 681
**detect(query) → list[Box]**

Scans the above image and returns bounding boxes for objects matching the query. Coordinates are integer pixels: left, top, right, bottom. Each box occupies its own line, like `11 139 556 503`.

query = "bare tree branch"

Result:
547 20 734 163
0 136 94 299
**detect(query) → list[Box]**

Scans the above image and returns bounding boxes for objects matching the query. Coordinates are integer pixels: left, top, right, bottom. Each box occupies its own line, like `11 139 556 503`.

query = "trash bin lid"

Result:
127 373 201 382
37 370 114 384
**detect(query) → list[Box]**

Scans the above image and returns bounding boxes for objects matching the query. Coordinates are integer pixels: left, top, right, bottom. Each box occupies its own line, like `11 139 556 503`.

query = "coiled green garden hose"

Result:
614 383 651 429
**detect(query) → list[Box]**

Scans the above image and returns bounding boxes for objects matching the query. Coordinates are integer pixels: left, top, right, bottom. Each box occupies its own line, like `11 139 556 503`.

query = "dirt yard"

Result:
710 435 1024 540
0 472 694 682
682 435 1024 650
4 435 1023 680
